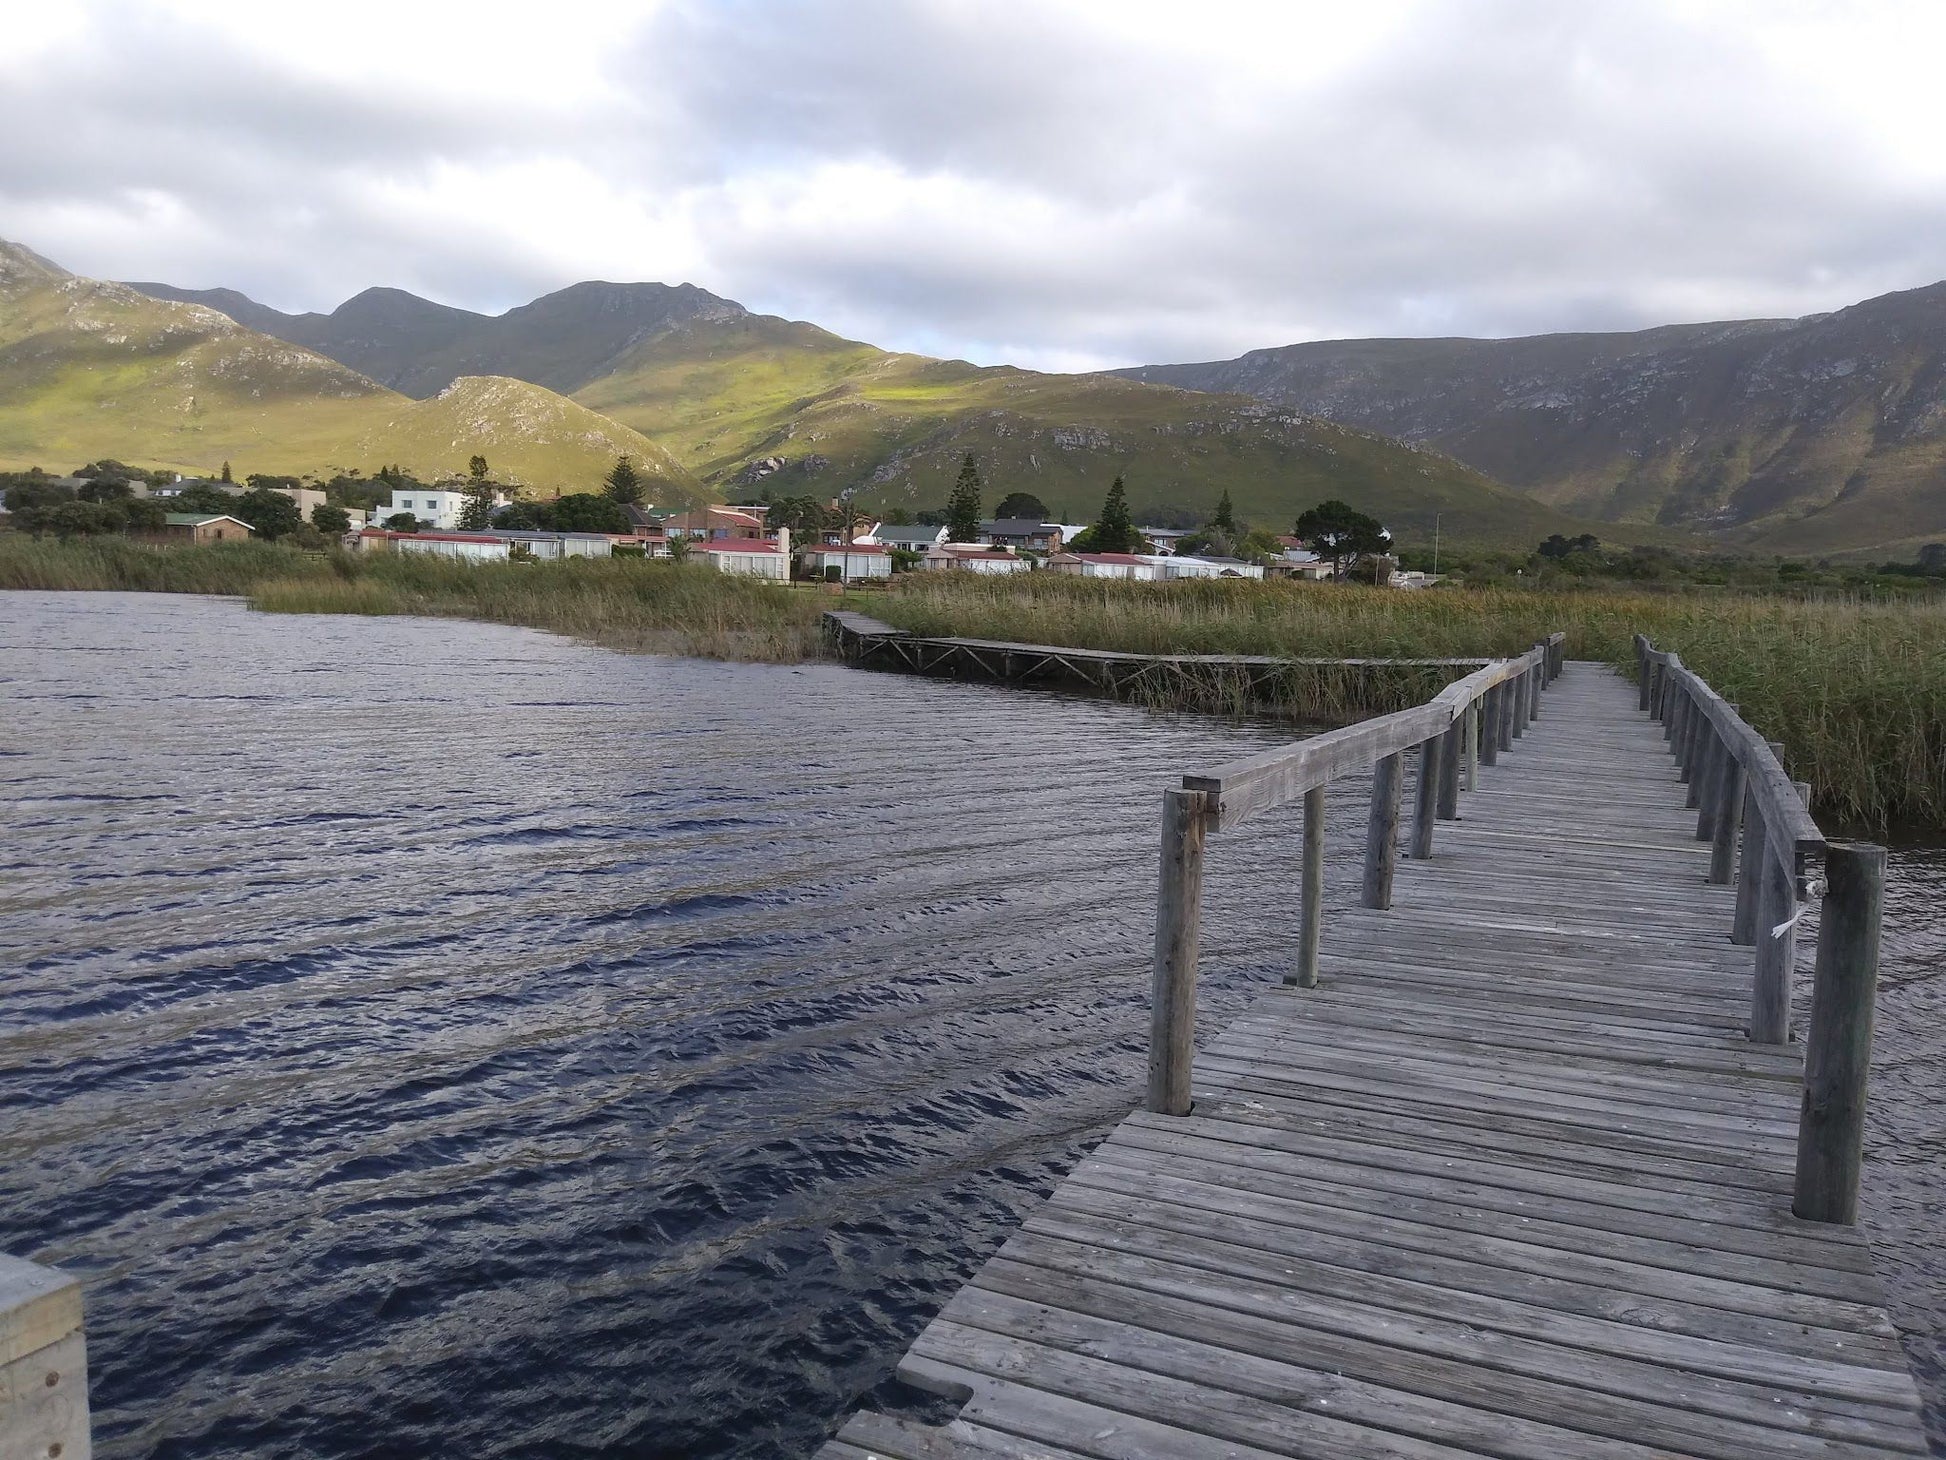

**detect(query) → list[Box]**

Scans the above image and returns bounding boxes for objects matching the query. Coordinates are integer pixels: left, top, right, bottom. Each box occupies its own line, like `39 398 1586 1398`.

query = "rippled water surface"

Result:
3 593 1942 1458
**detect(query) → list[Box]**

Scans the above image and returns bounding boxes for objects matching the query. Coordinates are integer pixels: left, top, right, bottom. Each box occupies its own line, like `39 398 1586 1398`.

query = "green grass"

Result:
871 575 1946 832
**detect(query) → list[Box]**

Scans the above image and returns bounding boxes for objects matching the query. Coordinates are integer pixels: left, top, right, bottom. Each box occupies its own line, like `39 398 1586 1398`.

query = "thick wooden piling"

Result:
1793 843 1886 1225
1288 785 1325 989
1361 752 1403 909
1436 719 1461 820
1147 788 1206 1115
1410 734 1441 858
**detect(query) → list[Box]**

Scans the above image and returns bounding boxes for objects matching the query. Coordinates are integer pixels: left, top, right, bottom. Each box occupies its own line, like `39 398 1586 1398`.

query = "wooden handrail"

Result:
1149 638 1558 1115
1632 636 1885 1225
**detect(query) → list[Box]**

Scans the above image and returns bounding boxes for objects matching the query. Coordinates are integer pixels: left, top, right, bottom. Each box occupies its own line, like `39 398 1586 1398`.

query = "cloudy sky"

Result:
5 0 1945 370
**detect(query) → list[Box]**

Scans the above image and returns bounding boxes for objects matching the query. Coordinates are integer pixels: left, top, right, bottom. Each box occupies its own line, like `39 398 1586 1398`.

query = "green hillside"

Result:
130 264 1641 550
0 240 703 503
575 314 1633 549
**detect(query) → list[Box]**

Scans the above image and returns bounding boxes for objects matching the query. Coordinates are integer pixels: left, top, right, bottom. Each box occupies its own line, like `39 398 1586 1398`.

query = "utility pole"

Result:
1433 513 1441 576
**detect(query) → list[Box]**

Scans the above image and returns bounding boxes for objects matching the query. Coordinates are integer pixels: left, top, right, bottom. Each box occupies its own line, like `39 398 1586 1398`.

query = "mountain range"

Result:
124 265 1597 549
0 242 703 503
12 231 1941 554
1116 285 1946 557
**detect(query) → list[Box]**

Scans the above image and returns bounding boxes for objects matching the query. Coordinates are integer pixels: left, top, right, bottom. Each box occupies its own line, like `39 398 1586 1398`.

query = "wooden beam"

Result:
1793 843 1885 1224
1362 753 1404 909
1148 788 1207 1116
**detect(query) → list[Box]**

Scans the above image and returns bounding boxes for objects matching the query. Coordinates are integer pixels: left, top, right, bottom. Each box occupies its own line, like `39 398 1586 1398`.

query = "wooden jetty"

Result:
818 641 1929 1459
823 610 1489 706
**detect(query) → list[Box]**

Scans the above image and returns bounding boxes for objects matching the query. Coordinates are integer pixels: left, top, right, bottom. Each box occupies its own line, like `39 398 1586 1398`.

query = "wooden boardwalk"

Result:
818 663 1930 1459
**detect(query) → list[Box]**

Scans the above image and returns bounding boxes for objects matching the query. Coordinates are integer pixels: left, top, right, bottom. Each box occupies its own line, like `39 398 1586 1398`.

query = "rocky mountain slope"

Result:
1117 285 1946 556
128 274 1627 549
1 241 702 502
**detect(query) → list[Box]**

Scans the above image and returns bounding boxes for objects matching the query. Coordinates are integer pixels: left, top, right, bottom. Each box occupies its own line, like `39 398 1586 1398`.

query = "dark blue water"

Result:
3 593 1942 1458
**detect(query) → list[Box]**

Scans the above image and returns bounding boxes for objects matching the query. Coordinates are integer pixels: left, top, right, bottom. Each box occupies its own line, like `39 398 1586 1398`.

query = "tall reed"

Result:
874 575 1946 831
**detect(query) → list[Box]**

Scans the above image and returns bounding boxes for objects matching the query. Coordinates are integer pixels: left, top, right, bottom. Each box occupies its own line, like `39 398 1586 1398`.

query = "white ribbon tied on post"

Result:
1771 905 1807 939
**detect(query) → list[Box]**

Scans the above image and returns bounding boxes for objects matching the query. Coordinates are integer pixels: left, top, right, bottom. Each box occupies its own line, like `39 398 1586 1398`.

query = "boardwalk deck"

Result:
817 663 1930 1459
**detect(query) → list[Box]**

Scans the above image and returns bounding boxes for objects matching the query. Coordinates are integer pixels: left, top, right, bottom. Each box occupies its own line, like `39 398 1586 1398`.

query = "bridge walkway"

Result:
817 663 1929 1460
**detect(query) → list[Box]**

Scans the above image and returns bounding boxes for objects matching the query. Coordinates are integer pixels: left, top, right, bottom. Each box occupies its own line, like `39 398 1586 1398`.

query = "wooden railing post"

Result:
1362 752 1404 909
1510 669 1527 739
1148 787 1207 1115
1750 836 1796 1044
1709 751 1747 886
1464 699 1480 785
1 1256 89 1460
1479 687 1500 766
1527 648 1543 719
1498 677 1517 751
1635 636 1651 710
1793 843 1885 1224
1436 719 1461 820
1731 785 1762 939
1410 732 1442 858
1694 721 1724 836
1288 785 1325 989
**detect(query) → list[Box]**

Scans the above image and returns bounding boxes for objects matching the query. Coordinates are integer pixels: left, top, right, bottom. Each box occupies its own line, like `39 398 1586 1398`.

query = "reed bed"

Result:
876 575 1946 831
0 537 825 662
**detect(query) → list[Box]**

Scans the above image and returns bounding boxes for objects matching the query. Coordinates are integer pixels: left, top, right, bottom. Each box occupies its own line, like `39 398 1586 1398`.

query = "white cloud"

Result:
2 0 1943 369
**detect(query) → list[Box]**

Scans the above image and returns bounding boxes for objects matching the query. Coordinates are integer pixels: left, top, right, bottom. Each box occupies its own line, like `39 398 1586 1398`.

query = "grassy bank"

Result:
6 538 1939 829
874 575 1946 831
0 536 826 661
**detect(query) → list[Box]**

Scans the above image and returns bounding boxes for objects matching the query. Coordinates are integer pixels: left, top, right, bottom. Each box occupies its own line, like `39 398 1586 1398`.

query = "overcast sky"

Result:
5 0 1945 370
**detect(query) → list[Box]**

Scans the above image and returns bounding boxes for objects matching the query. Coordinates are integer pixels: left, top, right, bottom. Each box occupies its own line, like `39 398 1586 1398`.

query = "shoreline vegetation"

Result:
4 536 1940 832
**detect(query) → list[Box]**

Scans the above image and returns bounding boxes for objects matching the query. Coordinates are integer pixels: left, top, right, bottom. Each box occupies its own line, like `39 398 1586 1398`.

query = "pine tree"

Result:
219 461 233 484
1212 489 1236 534
604 454 644 504
468 455 490 483
1093 476 1136 553
458 480 498 530
946 452 984 542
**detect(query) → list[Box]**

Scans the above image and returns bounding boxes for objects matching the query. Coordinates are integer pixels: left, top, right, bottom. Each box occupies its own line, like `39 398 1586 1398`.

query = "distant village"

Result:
0 461 1444 588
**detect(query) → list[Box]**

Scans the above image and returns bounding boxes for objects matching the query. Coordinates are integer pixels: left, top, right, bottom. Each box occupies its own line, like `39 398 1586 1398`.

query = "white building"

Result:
700 542 790 579
357 529 510 563
798 543 894 582
488 530 613 560
374 487 510 532
1043 553 1163 581
1156 555 1266 580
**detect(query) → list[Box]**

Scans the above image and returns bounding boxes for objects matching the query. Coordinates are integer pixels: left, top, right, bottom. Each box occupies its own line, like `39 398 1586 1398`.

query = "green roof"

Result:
164 512 251 528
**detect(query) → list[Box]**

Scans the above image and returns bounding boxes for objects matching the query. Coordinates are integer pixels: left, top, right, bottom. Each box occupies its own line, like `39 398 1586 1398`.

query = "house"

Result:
919 543 1029 574
1140 526 1192 554
355 529 509 563
1269 537 1335 580
874 523 947 553
486 530 614 560
371 487 510 532
797 543 894 581
699 541 790 579
1180 556 1265 580
266 485 327 524
1043 552 1162 581
978 519 1065 552
159 513 254 543
663 505 771 542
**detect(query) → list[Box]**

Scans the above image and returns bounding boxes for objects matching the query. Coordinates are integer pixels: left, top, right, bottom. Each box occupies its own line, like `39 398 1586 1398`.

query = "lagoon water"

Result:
2 592 1943 1458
